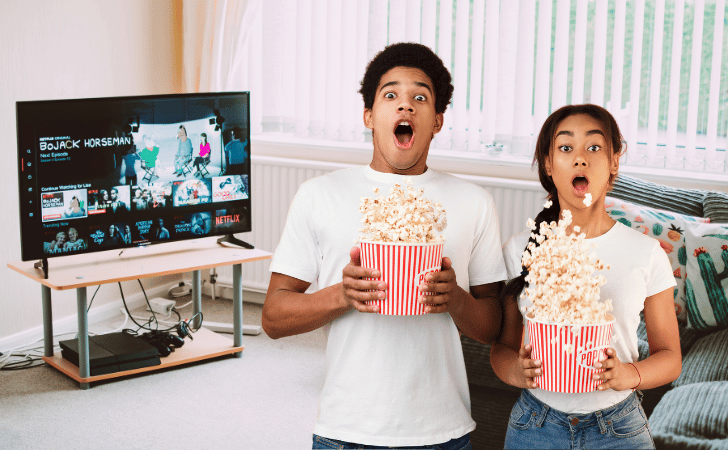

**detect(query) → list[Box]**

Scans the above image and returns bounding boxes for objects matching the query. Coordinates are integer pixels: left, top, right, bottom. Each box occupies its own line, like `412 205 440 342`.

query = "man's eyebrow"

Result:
379 80 433 94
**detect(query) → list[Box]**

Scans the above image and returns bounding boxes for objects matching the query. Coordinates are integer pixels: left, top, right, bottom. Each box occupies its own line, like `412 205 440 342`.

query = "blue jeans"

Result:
504 389 655 449
312 433 472 449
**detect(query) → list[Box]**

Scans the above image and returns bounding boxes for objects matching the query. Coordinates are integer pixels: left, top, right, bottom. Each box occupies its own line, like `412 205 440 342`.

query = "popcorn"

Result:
359 178 446 243
521 209 612 325
583 193 592 207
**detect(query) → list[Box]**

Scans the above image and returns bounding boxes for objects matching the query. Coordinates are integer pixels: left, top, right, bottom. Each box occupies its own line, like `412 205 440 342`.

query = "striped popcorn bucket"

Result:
359 240 444 315
526 314 615 393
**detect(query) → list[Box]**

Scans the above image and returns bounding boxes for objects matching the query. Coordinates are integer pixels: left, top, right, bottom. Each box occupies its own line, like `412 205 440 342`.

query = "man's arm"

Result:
262 246 387 339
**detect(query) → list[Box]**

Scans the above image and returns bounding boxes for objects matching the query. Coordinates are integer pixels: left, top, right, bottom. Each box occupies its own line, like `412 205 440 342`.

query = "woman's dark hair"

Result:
359 42 453 114
501 104 626 304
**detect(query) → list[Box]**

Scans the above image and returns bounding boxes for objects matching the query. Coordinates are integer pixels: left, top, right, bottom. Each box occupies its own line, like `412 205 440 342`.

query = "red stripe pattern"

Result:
527 315 614 393
360 241 444 315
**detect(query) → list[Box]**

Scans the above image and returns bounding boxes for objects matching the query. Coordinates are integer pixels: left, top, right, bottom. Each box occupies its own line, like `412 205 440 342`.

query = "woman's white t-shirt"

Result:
503 221 675 413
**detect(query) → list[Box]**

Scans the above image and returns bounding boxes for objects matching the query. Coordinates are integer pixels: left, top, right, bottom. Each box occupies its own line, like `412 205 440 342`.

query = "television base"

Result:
217 234 254 249
34 258 48 279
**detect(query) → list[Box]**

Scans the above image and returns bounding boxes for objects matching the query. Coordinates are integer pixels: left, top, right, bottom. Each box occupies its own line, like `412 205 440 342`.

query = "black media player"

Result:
59 332 161 376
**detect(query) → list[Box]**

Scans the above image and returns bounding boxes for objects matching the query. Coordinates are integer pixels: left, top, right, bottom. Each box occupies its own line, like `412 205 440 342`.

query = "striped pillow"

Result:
672 328 728 387
703 192 728 224
609 173 707 218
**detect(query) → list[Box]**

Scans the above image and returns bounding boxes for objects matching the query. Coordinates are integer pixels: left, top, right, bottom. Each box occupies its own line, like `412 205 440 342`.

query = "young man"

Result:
263 43 507 449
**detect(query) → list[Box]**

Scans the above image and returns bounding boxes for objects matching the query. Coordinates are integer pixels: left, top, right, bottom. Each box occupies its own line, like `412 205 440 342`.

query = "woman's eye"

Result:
558 145 572 152
588 145 601 152
384 92 396 99
414 94 426 101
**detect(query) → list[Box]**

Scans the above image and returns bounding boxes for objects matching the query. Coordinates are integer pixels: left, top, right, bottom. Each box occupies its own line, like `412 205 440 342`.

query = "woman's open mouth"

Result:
572 175 589 196
394 121 414 149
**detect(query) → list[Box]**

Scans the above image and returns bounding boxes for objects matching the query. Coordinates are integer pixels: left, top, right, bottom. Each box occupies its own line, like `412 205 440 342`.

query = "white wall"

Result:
0 0 183 342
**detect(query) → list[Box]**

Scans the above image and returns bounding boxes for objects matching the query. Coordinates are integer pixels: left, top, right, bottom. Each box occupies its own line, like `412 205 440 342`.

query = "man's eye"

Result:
588 145 601 152
414 94 426 101
384 92 396 99
558 145 572 152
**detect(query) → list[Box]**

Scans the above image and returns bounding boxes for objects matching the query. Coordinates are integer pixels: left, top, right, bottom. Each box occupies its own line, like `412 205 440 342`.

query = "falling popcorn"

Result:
359 178 446 243
521 207 612 325
583 193 592 207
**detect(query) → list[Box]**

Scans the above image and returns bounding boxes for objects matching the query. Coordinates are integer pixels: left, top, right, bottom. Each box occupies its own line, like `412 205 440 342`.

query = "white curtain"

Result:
183 0 262 129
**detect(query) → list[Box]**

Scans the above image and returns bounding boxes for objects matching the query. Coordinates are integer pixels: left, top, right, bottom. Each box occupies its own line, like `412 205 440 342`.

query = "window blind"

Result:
244 0 727 175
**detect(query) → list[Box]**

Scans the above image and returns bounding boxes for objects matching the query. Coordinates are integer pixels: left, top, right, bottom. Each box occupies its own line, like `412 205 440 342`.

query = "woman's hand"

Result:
593 348 640 391
519 344 542 389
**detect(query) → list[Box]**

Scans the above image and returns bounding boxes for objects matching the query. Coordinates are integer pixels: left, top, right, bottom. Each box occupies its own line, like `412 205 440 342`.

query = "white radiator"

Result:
216 155 546 295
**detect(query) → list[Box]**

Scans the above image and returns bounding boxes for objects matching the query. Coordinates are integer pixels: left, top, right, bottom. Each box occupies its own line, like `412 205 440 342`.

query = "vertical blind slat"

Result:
468 0 486 151
706 0 725 169
512 0 536 157
666 0 686 166
572 0 588 105
533 0 552 133
421 0 437 50
685 0 704 167
591 0 608 107
406 0 422 42
495 4 519 143
294 0 312 136
627 0 645 165
480 0 499 146
435 0 454 148
609 0 626 119
647 0 665 162
325 0 342 139
388 1 406 44
552 0 570 110
452 0 470 148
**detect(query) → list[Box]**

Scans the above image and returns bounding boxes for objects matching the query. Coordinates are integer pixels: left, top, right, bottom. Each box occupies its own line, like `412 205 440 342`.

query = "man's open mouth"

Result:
394 121 414 148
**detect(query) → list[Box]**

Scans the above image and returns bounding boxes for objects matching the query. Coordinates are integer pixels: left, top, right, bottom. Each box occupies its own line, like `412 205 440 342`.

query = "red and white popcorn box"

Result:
359 240 444 315
527 313 615 393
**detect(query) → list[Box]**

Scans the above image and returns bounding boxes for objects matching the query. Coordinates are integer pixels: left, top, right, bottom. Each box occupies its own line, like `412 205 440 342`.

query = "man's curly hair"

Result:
359 42 453 114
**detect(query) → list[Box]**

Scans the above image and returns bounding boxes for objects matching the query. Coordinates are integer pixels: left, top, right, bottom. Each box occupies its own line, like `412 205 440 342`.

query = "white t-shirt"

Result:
270 165 508 446
503 221 676 414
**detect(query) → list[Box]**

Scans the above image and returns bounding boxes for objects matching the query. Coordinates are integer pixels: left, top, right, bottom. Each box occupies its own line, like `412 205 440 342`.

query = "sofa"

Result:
462 173 728 450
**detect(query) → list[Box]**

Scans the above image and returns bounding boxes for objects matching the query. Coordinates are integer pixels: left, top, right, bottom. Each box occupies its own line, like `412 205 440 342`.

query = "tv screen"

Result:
16 92 251 262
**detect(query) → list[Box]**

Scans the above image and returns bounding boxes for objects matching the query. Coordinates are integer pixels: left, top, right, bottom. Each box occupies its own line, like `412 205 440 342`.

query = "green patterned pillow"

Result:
684 222 728 330
605 197 710 323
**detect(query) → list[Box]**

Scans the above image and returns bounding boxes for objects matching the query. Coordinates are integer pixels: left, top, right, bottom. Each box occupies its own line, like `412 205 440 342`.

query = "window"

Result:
244 0 727 176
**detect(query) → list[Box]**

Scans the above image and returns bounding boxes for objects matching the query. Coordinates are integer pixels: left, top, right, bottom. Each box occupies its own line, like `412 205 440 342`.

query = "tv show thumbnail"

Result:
89 222 132 248
131 182 172 211
43 223 89 255
41 188 88 222
88 185 131 215
172 212 212 237
172 179 211 207
212 175 248 202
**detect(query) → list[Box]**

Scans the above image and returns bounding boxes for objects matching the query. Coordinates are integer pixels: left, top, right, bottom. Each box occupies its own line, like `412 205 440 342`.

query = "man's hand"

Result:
341 246 387 313
416 257 464 314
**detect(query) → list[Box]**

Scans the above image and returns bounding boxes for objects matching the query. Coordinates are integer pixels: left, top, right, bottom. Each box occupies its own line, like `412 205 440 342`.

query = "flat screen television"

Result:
16 92 252 267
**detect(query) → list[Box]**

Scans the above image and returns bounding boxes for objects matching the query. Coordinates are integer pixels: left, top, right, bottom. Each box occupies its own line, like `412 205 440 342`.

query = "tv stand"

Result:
34 257 48 279
217 233 254 249
8 237 271 389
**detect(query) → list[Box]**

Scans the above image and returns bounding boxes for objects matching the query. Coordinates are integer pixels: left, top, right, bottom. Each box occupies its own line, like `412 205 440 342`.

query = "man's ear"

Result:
433 113 444 135
363 109 373 130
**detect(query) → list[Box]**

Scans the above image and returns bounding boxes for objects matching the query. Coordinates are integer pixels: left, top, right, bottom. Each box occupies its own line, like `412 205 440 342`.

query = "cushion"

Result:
703 191 728 224
673 328 728 387
605 196 710 323
609 173 707 218
649 381 728 449
684 222 728 330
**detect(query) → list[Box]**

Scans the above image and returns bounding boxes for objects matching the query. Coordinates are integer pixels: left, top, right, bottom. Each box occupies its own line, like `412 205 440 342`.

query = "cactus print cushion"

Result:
684 222 728 330
605 197 710 323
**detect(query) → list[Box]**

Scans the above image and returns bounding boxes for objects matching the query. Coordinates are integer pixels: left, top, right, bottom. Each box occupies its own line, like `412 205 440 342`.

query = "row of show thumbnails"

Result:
42 208 248 255
40 175 248 222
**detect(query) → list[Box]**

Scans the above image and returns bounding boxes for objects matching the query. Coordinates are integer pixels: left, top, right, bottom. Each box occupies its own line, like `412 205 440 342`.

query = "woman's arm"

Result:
490 295 541 389
594 287 681 390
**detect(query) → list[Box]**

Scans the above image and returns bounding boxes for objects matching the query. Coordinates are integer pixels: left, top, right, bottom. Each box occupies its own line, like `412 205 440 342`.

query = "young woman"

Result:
491 104 681 449
194 132 211 176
